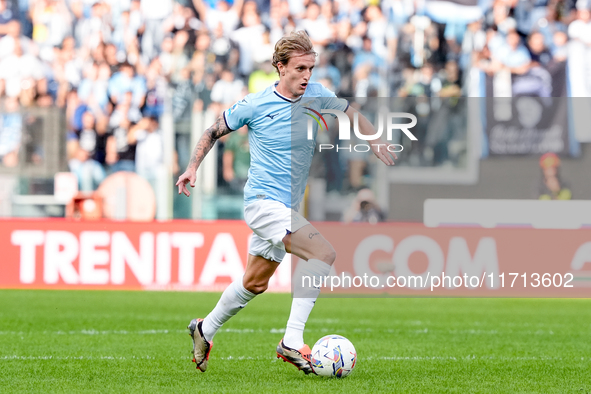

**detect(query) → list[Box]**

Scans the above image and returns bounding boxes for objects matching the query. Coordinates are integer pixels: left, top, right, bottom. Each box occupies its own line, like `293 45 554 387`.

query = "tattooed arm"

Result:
176 116 233 196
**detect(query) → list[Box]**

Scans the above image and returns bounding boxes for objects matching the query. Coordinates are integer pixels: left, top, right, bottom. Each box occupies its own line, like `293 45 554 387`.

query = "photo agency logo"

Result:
304 107 418 153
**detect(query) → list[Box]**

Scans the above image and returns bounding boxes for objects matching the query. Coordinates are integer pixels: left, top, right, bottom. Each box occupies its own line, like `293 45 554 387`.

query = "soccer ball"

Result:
310 335 357 377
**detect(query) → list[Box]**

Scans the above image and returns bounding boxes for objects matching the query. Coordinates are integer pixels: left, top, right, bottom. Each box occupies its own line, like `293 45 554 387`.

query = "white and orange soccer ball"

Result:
310 335 357 377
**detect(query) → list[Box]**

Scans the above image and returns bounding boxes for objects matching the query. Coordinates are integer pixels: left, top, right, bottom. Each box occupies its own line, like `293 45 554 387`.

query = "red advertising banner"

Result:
0 219 291 292
1 219 590 296
314 223 591 297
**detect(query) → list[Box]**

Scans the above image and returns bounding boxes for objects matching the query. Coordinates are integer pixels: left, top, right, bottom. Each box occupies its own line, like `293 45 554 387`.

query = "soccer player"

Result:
176 31 397 374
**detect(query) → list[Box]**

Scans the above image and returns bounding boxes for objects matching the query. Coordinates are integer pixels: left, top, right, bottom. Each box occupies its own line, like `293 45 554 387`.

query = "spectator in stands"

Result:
487 2 515 35
231 3 266 77
162 2 198 36
0 39 43 104
37 1 72 64
327 20 355 94
128 0 144 39
75 1 110 49
538 152 572 200
68 111 108 191
528 31 553 66
223 125 250 193
143 57 166 118
158 34 174 78
567 7 591 95
444 21 466 64
78 62 108 111
168 30 190 84
110 91 141 126
0 95 21 167
383 0 414 31
552 31 568 62
343 188 386 224
352 35 385 95
0 0 15 38
112 10 136 53
140 0 172 61
192 70 215 112
297 2 332 48
68 148 107 191
104 43 120 74
91 41 107 64
171 66 194 122
352 35 384 72
513 0 548 36
364 5 390 61
193 0 242 37
106 108 136 173
567 7 591 44
495 30 532 73
438 60 462 98
69 110 112 165
252 28 273 65
407 63 436 97
248 60 277 93
394 21 415 69
208 23 233 68
108 62 146 108
536 6 567 49
460 19 486 70
55 36 81 106
210 68 244 110
0 20 31 60
310 51 341 93
130 116 163 192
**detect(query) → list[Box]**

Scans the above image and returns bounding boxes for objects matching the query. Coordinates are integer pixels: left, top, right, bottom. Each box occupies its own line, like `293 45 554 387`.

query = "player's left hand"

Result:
370 141 398 166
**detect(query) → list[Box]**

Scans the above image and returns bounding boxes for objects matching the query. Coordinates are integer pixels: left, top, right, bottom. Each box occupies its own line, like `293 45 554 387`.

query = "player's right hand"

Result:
370 141 398 166
176 170 196 197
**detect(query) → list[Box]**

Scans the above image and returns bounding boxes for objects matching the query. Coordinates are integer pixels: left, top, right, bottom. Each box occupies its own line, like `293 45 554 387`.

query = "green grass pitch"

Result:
1 290 590 393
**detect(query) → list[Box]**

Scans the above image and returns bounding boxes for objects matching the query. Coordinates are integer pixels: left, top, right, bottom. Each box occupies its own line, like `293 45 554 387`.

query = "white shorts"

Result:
244 199 310 263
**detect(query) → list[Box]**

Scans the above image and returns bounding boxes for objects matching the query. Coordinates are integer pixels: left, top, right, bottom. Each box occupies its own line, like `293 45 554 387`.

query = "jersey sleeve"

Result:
223 97 253 131
318 84 349 112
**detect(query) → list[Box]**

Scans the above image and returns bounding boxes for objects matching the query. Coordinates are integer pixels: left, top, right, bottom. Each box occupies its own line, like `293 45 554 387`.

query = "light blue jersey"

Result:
223 82 348 209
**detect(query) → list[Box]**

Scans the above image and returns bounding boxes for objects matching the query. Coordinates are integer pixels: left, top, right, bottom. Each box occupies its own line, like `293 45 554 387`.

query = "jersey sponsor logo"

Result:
265 113 279 120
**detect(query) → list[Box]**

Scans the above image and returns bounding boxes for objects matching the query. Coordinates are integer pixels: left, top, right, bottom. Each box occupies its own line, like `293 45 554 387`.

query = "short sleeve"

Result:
318 84 349 112
223 97 253 131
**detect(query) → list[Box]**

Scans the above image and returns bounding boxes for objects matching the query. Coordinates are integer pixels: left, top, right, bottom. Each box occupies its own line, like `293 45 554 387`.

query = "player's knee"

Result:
318 245 336 265
282 233 291 253
243 279 268 295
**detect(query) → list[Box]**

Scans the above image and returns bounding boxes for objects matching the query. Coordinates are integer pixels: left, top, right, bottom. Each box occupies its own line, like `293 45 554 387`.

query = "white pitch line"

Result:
0 327 565 340
0 328 287 336
0 330 185 336
365 356 585 361
0 355 585 361
0 355 275 361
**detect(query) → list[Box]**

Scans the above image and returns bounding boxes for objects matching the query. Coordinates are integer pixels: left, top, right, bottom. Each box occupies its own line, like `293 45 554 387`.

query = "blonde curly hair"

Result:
272 31 317 75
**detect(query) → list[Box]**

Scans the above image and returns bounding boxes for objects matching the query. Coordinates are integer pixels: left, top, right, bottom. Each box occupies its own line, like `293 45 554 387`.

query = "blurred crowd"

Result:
0 0 587 194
